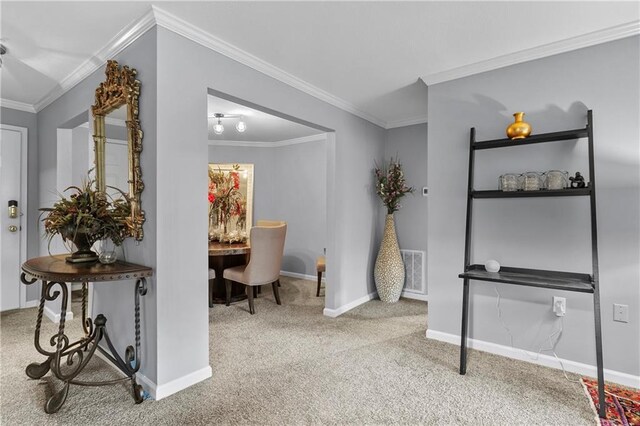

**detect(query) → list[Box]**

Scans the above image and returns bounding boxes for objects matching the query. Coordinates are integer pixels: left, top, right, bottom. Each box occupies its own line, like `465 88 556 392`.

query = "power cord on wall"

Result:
494 286 638 404
493 286 581 384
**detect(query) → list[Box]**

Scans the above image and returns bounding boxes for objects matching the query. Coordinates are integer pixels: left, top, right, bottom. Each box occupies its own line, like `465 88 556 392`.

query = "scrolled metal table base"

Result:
21 273 148 414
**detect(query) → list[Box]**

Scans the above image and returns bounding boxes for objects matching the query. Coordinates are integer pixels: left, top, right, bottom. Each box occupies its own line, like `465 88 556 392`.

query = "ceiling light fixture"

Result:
213 113 225 135
235 116 247 133
209 113 247 135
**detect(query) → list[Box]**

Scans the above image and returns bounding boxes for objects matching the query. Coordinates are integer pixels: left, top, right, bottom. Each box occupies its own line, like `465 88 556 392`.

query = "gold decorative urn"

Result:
506 112 532 140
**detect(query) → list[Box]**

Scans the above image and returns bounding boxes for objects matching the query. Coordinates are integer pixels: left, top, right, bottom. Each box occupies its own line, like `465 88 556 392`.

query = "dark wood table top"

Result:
208 241 251 256
21 254 153 283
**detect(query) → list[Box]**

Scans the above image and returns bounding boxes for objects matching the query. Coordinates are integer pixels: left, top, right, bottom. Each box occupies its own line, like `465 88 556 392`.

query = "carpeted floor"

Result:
1 276 595 425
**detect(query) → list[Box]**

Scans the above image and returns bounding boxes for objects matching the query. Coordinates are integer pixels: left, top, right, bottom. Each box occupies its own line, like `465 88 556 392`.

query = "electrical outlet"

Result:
553 296 566 317
422 187 428 196
613 304 629 323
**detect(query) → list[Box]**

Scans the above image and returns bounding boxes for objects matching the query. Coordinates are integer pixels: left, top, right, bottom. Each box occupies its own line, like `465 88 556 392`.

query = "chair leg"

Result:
247 286 255 314
277 279 281 287
272 281 281 305
253 287 258 298
316 271 322 297
224 279 232 306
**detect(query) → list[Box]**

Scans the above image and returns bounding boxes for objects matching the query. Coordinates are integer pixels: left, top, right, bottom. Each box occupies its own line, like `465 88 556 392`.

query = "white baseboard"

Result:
95 350 213 401
23 300 39 309
323 291 378 318
44 306 74 323
426 329 640 389
280 270 324 282
139 365 212 401
401 291 428 302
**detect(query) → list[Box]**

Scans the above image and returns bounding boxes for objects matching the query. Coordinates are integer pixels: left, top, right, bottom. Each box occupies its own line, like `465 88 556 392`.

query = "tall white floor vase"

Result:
374 214 405 303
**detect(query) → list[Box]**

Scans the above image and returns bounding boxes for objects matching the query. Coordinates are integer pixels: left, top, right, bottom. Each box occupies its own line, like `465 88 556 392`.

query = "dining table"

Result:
208 241 250 306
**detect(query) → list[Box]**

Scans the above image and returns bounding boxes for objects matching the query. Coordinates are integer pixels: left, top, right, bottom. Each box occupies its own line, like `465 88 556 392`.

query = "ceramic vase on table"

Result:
374 214 405 303
62 225 99 263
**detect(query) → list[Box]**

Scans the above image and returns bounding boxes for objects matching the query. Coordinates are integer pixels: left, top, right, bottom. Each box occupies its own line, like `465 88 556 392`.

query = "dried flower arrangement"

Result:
374 157 414 214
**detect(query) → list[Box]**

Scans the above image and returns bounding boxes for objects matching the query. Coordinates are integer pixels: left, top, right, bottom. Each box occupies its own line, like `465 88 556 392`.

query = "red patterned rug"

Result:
582 378 640 425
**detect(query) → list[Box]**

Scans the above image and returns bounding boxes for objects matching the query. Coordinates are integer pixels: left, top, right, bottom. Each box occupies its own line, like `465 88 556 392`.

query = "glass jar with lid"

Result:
546 170 569 190
523 171 544 191
498 173 521 192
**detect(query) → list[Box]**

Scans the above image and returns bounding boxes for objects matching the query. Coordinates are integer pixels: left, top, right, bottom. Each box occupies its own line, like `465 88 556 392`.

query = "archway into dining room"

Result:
205 89 334 322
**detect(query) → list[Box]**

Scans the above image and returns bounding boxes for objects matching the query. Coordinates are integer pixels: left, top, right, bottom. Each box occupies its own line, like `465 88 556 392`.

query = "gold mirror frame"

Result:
91 60 145 241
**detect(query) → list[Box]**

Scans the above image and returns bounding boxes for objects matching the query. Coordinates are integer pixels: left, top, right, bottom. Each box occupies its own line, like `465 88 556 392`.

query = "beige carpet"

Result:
1 276 594 425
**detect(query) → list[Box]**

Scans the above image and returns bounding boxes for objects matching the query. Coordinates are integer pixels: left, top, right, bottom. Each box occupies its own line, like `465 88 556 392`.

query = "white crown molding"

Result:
151 6 387 129
0 98 36 113
273 133 327 147
386 115 427 129
209 133 327 148
422 20 640 86
209 140 276 148
34 9 156 112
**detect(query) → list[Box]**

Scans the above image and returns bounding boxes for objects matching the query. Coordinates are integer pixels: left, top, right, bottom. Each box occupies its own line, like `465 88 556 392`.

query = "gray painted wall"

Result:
71 126 90 184
274 141 327 275
427 36 640 376
0 107 40 301
384 123 428 292
209 142 327 276
36 29 159 384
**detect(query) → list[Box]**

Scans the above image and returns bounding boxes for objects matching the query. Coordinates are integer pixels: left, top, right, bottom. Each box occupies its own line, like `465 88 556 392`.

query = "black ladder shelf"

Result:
458 110 606 419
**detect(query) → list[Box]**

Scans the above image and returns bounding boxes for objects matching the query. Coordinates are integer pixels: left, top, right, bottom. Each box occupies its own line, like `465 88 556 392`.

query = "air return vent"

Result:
401 249 426 294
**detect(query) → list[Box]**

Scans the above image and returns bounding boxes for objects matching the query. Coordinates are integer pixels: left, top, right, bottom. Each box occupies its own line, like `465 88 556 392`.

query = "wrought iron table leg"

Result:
22 276 148 412
45 383 70 414
26 358 52 380
459 278 470 375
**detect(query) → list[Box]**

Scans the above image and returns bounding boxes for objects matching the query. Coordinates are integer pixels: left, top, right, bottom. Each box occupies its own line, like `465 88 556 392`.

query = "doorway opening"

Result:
206 89 333 316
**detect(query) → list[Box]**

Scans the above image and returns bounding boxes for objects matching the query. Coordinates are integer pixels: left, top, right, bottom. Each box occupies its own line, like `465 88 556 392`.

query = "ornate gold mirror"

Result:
92 60 145 240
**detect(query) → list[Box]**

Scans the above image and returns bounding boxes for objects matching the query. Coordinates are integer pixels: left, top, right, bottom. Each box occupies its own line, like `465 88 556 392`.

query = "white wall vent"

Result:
401 249 426 295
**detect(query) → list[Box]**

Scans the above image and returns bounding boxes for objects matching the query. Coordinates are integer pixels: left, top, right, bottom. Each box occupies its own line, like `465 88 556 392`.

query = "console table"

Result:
20 255 153 414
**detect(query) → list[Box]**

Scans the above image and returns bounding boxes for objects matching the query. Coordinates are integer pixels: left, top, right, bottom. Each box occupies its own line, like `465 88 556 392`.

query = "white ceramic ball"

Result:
484 259 500 273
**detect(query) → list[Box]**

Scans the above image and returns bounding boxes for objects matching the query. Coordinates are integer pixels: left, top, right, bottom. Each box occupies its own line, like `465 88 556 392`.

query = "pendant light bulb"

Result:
213 119 224 135
235 118 247 133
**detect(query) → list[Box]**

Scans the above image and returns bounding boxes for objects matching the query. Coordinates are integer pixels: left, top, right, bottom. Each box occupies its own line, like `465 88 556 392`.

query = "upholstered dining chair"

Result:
316 256 325 297
255 220 286 287
223 224 287 314
256 220 286 226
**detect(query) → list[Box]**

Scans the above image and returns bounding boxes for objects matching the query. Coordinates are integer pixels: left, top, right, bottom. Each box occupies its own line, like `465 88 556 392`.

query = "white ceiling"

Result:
208 95 324 143
1 2 638 128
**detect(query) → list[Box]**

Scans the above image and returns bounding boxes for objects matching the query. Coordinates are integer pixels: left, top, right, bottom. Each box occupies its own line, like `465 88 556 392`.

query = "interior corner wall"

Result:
0 107 40 302
36 28 159 384
427 36 640 377
209 141 327 277
155 25 386 384
384 123 428 288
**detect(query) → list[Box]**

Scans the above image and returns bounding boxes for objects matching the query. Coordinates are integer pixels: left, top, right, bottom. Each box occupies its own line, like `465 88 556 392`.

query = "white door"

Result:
0 126 27 311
